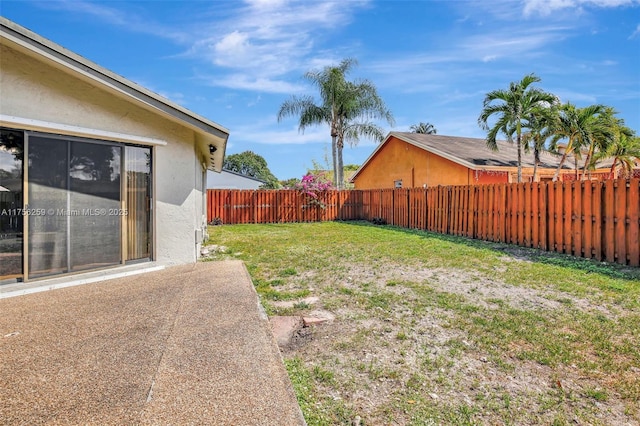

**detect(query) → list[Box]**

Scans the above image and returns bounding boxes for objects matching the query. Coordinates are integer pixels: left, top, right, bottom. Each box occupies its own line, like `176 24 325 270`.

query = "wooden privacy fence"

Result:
207 189 363 224
207 179 640 266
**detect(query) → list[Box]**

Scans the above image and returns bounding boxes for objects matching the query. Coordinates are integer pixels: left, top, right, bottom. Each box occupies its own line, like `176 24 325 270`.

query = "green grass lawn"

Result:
205 221 640 425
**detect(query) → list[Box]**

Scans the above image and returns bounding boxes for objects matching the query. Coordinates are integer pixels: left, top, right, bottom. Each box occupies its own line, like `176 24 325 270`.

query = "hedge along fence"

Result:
207 178 640 266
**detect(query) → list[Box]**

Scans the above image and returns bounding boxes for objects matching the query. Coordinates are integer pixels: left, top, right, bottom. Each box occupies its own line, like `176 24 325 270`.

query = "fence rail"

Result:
207 179 640 266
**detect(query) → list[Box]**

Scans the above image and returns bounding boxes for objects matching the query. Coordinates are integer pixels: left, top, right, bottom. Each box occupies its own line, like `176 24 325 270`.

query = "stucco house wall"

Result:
353 136 474 188
1 43 208 264
0 18 229 283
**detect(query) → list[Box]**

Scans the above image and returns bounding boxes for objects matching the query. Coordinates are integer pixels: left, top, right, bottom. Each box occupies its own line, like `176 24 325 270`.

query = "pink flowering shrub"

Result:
295 173 334 207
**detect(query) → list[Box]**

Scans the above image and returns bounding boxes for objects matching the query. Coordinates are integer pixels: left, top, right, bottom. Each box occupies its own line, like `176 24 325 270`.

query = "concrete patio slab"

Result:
0 261 306 425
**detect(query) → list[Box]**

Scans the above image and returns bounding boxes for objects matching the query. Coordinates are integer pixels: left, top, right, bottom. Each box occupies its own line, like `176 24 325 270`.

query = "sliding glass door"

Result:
28 135 122 278
27 136 69 277
69 142 122 271
1 128 153 281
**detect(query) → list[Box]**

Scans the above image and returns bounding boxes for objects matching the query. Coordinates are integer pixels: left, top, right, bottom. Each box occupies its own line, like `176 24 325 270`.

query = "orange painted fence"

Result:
207 179 640 266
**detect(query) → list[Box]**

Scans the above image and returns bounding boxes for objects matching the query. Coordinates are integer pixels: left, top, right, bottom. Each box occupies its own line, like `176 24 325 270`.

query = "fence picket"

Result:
593 182 603 261
572 181 581 257
628 179 639 266
207 180 639 265
604 180 615 262
615 180 627 264
582 181 593 259
538 182 547 251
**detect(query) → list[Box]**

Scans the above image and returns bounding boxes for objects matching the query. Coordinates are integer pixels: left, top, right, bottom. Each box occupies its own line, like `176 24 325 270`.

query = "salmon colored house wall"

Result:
352 135 618 190
469 169 510 184
353 136 512 189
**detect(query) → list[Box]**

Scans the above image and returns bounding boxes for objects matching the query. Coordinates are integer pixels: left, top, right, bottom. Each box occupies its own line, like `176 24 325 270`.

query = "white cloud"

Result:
245 0 289 8
630 23 640 38
36 0 189 43
214 31 251 63
550 89 598 104
523 0 639 16
460 27 570 61
235 123 330 145
366 23 569 94
35 0 370 94
247 95 262 107
207 75 305 94
187 0 371 91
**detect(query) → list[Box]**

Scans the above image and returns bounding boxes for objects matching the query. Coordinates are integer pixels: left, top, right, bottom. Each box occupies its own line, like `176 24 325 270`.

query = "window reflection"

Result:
126 146 151 261
0 129 24 281
28 137 69 277
28 137 122 277
69 143 121 271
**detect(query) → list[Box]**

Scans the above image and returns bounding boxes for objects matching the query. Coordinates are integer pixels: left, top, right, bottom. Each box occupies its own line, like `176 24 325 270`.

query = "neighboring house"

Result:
207 169 266 189
351 132 611 189
0 18 229 284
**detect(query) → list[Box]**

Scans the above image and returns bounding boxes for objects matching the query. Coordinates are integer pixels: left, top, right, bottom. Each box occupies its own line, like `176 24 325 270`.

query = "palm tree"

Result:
410 122 437 134
549 103 610 181
594 126 640 179
478 73 557 183
522 104 558 182
579 106 617 179
278 58 394 189
335 80 394 186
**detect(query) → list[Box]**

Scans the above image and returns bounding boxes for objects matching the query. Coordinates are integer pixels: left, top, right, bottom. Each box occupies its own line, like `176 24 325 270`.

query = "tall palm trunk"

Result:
331 134 338 186
532 147 540 182
553 151 568 182
609 160 618 179
581 146 594 180
330 116 338 187
516 134 523 183
336 136 345 189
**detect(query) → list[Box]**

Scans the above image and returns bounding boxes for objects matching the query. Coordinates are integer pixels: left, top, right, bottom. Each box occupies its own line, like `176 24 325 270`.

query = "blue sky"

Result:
2 0 639 180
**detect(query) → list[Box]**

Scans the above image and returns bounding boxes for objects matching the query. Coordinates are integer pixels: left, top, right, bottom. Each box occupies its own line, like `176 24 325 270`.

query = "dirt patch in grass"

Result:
268 263 638 425
206 222 640 425
345 263 620 319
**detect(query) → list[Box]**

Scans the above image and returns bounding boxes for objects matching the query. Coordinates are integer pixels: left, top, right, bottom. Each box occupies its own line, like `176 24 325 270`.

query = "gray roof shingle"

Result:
392 132 566 169
397 132 615 167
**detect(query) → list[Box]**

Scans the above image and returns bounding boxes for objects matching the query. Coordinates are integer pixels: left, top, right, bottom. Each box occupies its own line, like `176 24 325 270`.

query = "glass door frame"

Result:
0 129 24 283
0 128 155 283
124 144 153 264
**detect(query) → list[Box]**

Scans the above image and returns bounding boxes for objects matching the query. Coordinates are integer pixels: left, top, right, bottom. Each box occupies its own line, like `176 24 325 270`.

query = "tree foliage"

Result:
278 58 394 189
477 73 639 182
409 122 437 134
594 125 639 179
549 103 614 181
521 104 557 182
478 73 557 183
279 177 301 189
223 151 280 189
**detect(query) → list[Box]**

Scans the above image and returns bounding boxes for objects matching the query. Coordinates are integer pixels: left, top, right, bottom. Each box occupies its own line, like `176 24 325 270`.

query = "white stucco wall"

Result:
0 43 206 265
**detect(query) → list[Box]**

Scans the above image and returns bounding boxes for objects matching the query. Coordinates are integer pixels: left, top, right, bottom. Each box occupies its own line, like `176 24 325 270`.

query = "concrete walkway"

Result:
0 261 306 425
